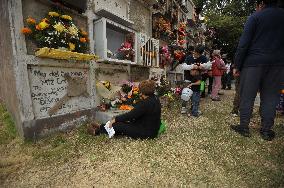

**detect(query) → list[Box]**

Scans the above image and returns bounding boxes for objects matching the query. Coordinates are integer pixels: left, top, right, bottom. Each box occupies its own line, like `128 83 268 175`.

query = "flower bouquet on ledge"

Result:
21 11 89 53
115 34 135 61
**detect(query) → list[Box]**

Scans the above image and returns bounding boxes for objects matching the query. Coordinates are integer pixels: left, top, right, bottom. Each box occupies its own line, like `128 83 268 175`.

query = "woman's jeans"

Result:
191 91 200 116
212 76 222 99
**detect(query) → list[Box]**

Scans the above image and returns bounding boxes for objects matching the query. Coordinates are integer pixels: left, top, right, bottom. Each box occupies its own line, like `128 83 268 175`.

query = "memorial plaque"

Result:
28 65 92 118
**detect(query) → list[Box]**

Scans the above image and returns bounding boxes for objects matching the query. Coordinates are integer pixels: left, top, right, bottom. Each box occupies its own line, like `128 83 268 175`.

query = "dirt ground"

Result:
0 90 284 187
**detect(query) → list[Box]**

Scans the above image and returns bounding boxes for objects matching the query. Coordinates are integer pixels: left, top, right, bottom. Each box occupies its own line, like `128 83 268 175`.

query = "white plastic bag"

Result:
181 88 193 101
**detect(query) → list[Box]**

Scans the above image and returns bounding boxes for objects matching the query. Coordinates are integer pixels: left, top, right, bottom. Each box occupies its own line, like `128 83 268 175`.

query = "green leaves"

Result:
196 0 256 59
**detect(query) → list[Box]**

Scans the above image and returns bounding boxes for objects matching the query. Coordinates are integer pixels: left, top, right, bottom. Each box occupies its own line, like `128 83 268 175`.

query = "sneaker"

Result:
231 111 238 117
260 130 275 141
181 107 187 114
230 125 251 137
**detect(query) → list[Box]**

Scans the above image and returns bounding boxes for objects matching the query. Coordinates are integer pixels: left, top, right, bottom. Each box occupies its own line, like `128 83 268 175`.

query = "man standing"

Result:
231 0 284 141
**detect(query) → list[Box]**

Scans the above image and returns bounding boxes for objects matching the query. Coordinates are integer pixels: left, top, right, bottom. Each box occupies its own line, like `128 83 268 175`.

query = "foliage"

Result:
0 104 17 144
193 0 256 59
155 75 171 97
21 11 89 53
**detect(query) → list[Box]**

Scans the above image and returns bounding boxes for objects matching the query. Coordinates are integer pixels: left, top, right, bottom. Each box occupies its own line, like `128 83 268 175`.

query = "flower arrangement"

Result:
159 45 172 68
177 22 187 46
119 82 141 105
116 41 135 61
153 16 173 40
21 11 89 53
155 75 171 97
121 82 133 94
115 34 135 61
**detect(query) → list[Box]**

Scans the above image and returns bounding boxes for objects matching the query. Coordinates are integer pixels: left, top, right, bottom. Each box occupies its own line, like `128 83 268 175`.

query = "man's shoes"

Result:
260 130 275 141
231 111 239 117
230 125 251 137
87 122 100 136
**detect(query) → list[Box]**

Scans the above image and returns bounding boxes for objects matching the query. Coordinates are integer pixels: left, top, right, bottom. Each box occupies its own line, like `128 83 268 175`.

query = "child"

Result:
187 68 202 117
211 50 225 101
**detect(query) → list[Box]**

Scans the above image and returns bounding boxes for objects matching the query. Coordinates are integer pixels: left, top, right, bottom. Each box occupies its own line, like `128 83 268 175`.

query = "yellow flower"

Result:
38 21 49 30
61 15 72 21
53 22 65 33
68 25 79 36
69 43 75 51
48 12 60 17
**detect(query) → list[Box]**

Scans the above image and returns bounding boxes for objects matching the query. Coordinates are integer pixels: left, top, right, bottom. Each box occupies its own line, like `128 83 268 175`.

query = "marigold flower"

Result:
80 37 87 43
21 27 32 34
81 30 88 36
41 18 49 23
38 21 49 30
53 22 65 33
35 24 40 30
61 15 72 21
26 17 36 25
48 12 59 17
68 42 75 51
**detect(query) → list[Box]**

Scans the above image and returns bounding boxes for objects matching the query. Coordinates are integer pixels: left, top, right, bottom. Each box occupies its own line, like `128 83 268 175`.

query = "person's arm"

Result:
200 61 212 70
114 100 147 123
234 15 257 71
181 63 195 70
188 80 201 87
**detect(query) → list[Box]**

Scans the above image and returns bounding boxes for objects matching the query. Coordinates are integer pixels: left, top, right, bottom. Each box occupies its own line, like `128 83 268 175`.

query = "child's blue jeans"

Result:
191 91 200 116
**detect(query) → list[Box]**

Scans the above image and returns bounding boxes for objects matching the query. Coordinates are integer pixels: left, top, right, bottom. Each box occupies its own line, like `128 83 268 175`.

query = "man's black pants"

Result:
239 66 284 131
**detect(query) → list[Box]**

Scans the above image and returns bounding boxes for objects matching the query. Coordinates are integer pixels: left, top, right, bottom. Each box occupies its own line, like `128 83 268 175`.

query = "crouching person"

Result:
89 80 161 139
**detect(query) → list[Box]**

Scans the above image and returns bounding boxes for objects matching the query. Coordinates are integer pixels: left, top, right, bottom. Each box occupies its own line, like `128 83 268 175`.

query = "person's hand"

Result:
192 64 199 69
233 68 240 77
108 118 115 128
187 84 192 88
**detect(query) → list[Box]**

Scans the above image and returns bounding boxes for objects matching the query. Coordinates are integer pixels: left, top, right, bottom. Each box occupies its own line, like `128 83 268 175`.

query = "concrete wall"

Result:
0 0 22 135
129 0 152 36
0 0 98 139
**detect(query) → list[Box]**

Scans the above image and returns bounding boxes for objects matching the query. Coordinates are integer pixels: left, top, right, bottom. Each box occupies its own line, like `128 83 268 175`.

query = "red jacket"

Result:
212 58 225 76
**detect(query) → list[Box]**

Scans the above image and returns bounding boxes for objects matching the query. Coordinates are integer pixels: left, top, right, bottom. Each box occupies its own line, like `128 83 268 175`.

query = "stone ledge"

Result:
22 108 96 139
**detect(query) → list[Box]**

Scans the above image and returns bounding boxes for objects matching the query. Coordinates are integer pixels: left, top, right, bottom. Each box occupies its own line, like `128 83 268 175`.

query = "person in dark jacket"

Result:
89 80 161 139
231 0 284 141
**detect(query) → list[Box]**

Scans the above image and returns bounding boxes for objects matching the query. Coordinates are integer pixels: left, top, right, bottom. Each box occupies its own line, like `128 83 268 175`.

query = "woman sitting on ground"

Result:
89 80 161 139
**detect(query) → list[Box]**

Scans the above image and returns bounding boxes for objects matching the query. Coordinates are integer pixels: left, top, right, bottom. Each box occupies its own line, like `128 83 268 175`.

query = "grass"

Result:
0 90 284 187
0 104 17 144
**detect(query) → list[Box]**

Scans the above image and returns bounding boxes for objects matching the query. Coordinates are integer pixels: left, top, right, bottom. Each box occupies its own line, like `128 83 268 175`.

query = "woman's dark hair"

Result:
139 80 156 96
187 45 194 52
194 45 205 55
